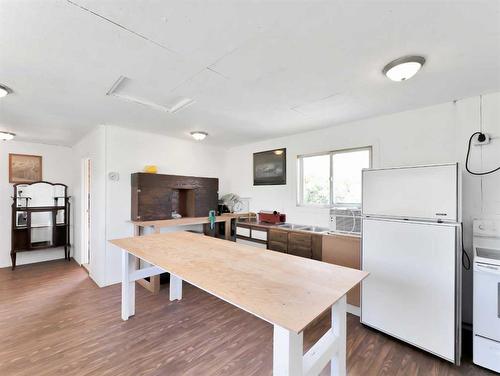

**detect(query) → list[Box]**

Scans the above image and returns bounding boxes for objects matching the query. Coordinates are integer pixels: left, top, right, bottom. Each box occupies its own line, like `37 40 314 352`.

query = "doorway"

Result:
81 158 91 269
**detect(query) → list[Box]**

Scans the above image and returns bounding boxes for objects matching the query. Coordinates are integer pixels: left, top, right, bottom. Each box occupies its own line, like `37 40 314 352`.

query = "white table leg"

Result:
331 295 347 376
169 273 183 301
273 324 303 376
121 250 137 320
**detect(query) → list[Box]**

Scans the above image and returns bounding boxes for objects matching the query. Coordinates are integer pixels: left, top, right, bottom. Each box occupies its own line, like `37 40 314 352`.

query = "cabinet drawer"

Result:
252 229 267 241
251 229 268 241
268 240 287 253
268 229 288 243
236 226 250 237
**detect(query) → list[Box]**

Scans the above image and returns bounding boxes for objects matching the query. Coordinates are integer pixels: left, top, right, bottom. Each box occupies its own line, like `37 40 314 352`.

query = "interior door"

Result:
361 218 459 363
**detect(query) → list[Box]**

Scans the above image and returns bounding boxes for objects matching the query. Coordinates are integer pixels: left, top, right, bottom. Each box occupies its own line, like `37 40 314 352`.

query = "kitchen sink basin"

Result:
299 226 330 233
277 223 307 230
277 223 329 233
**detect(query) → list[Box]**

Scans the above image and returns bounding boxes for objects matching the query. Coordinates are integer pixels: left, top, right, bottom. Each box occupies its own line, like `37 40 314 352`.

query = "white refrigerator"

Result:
361 163 462 364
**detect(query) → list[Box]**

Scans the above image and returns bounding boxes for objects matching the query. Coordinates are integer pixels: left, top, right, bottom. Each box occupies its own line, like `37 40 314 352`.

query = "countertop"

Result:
236 218 360 237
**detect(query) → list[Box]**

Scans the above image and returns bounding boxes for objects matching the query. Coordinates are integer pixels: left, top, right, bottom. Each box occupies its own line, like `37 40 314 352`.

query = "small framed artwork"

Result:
253 148 286 185
9 154 42 183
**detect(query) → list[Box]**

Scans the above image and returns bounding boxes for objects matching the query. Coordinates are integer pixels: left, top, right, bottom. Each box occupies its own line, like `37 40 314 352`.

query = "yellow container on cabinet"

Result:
144 165 158 173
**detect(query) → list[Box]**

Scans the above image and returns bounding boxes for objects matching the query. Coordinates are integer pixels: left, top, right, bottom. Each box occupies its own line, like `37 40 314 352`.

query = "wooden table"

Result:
131 215 237 293
110 232 368 375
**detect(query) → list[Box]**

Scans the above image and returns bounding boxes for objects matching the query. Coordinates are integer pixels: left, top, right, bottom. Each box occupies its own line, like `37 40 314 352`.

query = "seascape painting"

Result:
253 148 286 185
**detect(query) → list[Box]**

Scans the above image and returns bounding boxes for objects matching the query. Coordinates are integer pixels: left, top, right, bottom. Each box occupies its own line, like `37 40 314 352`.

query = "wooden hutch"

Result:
11 181 71 269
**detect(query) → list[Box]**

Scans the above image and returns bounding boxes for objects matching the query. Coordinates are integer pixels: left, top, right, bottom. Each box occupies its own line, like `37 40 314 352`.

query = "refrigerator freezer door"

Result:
361 218 459 363
362 164 458 222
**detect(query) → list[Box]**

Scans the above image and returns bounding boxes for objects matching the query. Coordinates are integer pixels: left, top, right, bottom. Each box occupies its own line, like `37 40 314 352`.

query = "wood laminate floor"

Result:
0 260 494 376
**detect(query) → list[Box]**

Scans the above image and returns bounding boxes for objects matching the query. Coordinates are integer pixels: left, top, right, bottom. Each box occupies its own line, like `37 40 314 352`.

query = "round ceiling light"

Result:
383 56 425 82
0 131 16 140
190 131 208 141
0 84 12 98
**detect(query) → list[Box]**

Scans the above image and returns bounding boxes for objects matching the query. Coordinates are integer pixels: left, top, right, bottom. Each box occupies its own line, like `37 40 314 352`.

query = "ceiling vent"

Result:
106 76 195 114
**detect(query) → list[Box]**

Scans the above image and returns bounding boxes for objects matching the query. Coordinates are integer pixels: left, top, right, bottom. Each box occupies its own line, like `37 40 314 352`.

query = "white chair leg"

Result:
169 273 182 301
273 324 303 376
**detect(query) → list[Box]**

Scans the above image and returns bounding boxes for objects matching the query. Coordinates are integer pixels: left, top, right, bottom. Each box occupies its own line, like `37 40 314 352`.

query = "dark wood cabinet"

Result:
268 228 288 253
131 173 218 221
243 222 323 260
288 232 312 258
311 234 323 261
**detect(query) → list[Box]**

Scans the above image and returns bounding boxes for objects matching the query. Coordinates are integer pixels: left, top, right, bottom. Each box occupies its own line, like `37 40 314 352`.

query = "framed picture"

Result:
253 148 286 185
9 154 42 183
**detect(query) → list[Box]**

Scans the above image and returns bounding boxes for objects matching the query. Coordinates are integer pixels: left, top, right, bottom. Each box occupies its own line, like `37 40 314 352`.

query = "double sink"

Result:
277 223 329 233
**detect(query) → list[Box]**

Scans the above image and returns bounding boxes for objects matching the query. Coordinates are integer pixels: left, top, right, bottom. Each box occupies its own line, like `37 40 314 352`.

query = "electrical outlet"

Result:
473 132 491 146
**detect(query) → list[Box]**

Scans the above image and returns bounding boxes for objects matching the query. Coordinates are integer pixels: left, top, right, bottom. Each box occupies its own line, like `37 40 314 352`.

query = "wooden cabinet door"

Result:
268 240 287 253
322 235 361 307
311 234 323 261
288 232 312 258
268 229 288 253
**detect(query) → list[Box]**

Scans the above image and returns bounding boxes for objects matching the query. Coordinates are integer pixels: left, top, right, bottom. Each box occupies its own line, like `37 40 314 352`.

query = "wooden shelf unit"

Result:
11 181 70 269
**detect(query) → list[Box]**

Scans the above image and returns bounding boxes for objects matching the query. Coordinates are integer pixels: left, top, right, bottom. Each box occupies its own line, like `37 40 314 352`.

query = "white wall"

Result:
103 126 228 286
0 141 73 268
225 91 500 324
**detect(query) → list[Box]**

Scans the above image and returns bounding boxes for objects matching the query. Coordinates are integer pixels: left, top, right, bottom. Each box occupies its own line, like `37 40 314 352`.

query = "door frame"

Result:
81 158 91 266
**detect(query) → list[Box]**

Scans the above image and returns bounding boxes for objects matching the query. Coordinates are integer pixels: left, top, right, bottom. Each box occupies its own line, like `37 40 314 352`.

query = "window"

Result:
298 147 371 207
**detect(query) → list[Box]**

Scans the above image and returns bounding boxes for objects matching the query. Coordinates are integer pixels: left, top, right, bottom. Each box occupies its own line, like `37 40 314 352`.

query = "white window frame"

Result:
297 146 372 208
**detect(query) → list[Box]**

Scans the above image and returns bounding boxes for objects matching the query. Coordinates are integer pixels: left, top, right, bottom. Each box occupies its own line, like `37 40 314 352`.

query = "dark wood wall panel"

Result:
131 173 219 221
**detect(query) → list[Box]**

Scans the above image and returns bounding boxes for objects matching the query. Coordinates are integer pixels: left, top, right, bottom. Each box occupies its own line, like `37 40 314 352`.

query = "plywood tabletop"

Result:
110 232 368 333
131 215 235 228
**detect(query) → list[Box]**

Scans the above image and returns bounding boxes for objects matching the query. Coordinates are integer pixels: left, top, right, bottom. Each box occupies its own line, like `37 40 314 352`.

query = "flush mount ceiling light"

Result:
190 131 208 141
383 56 426 82
0 131 16 140
0 84 12 98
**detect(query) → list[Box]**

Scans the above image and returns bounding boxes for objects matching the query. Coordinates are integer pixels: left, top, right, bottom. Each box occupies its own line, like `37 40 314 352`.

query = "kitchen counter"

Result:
236 218 330 234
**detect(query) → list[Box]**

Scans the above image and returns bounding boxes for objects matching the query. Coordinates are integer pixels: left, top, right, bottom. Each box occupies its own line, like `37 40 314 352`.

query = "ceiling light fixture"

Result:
190 131 208 141
0 84 12 98
383 56 425 82
0 131 16 140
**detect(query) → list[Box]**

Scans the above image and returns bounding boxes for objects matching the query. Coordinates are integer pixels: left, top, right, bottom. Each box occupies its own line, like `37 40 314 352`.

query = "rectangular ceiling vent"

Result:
106 76 195 114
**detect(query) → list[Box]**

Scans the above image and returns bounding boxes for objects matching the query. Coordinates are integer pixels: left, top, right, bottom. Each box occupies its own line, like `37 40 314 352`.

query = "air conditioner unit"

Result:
329 207 362 234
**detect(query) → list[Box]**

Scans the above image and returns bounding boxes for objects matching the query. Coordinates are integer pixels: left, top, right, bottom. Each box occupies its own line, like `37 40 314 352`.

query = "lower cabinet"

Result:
288 232 312 258
268 229 323 260
268 228 288 253
322 234 361 307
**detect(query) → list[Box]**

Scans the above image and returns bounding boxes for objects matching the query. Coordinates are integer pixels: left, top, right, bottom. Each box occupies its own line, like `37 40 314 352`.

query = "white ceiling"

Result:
0 0 499 146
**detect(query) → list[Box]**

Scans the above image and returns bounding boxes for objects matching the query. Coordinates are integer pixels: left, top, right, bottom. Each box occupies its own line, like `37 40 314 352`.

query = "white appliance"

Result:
473 218 500 373
361 163 462 364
